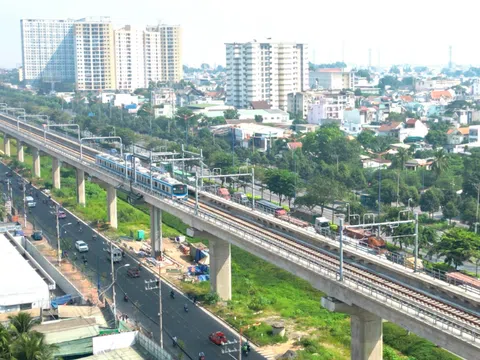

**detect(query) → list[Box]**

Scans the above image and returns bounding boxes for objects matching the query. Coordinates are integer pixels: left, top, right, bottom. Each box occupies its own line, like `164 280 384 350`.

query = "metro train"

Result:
95 153 188 199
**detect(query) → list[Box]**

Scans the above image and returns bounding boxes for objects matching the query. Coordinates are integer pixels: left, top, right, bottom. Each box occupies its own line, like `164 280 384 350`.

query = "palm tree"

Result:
11 332 57 360
395 148 410 170
8 312 39 336
432 148 449 177
0 323 13 359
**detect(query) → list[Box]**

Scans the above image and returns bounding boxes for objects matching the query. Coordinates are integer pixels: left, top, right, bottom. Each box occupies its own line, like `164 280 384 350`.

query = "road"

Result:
0 162 266 360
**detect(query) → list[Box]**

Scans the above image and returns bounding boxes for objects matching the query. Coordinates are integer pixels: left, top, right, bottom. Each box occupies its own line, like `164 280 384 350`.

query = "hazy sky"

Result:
0 0 477 69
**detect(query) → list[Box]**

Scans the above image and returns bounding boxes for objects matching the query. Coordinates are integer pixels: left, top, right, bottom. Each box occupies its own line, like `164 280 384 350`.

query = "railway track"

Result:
188 199 480 329
1 114 480 333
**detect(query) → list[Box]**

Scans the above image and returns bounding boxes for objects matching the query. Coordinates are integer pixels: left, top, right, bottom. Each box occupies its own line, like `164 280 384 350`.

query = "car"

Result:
75 240 89 252
57 211 67 219
209 331 227 346
31 231 43 241
127 268 140 278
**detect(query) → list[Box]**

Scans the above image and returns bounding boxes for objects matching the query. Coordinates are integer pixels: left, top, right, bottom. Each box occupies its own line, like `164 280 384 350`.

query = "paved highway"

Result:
0 162 266 360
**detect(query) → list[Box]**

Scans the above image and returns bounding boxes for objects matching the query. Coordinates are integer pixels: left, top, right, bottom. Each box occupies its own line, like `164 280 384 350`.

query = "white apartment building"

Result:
225 40 309 111
74 17 116 91
288 90 355 119
115 25 146 90
144 25 183 84
309 69 355 90
151 88 176 118
21 18 183 91
20 19 76 83
307 96 345 125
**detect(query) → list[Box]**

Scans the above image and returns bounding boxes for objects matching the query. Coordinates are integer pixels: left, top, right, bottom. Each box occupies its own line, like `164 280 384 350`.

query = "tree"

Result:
389 65 400 74
399 185 420 207
425 130 447 148
0 323 12 359
442 201 459 224
355 69 371 82
432 149 449 178
264 169 297 205
296 176 345 217
254 115 263 123
11 331 58 360
419 189 441 217
394 148 410 170
436 228 480 269
8 312 39 335
223 109 239 119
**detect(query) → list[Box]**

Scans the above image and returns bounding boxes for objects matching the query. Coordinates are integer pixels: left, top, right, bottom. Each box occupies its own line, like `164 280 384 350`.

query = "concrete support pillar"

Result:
32 148 41 177
52 158 61 189
321 297 382 360
150 206 162 258
209 237 232 300
351 311 383 360
17 140 24 162
3 134 10 157
106 185 117 229
76 168 85 206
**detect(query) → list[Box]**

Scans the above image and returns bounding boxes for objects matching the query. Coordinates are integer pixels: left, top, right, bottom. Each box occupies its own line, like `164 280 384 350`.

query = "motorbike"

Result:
184 304 189 313
124 294 129 302
170 291 175 299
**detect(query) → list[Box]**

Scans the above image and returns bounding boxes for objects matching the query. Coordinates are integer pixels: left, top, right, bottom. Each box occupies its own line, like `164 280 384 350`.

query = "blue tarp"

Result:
51 294 72 309
198 275 210 282
188 265 209 276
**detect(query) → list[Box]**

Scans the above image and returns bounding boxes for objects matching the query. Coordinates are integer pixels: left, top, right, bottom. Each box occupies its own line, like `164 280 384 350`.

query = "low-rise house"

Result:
446 127 469 145
361 158 392 169
404 158 433 171
430 90 454 104
377 122 404 138
400 119 429 142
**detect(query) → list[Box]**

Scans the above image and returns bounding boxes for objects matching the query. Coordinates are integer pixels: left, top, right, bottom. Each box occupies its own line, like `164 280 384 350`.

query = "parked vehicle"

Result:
107 247 123 263
25 196 36 208
217 188 230 201
233 192 249 205
209 331 227 346
57 210 67 219
75 240 89 252
31 230 43 241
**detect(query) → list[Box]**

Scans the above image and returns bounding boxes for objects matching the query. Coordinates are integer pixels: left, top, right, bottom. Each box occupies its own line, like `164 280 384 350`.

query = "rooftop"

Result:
0 233 52 308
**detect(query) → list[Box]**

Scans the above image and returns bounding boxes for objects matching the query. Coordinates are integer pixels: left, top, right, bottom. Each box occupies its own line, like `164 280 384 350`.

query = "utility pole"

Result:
339 218 344 281
145 272 164 348
414 213 419 272
56 204 60 264
22 183 26 228
111 240 117 328
476 184 480 234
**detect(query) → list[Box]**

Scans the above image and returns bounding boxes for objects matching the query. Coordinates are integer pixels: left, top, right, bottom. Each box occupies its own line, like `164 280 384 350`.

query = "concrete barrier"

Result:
22 238 85 304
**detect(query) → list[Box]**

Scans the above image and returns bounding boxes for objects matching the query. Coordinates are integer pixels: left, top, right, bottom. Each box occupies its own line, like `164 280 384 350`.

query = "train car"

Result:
446 272 480 290
96 154 188 199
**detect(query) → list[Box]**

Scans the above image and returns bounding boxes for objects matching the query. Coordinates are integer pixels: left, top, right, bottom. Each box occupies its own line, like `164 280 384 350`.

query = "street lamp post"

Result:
98 262 130 328
57 220 72 265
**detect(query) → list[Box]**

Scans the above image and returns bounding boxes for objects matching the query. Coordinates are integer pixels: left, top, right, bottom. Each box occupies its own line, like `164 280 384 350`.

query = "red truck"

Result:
217 188 230 200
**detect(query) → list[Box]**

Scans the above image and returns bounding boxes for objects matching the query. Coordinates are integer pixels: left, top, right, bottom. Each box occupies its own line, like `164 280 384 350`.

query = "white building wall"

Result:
114 26 146 90
20 19 76 83
225 40 308 110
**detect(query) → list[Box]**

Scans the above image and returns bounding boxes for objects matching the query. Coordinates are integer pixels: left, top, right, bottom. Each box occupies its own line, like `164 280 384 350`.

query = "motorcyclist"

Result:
124 294 129 302
82 255 87 265
172 336 177 347
198 352 205 360
92 233 97 241
170 290 175 299
184 303 188 312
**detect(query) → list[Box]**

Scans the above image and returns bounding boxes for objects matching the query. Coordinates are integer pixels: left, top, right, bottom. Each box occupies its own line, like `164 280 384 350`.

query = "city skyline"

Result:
2 0 480 70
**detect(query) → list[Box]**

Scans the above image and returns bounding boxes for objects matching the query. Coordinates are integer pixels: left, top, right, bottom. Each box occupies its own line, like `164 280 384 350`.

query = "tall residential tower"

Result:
20 19 76 84
225 40 309 110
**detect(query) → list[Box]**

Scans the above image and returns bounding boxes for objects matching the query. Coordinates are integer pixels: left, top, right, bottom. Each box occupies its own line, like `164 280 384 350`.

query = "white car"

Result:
75 240 89 252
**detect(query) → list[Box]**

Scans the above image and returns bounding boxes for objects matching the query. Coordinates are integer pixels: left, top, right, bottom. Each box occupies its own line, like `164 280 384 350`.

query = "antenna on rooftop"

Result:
368 48 372 70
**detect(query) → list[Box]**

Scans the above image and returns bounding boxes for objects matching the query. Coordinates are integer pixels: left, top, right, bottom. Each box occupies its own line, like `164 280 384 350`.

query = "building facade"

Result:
20 19 76 84
225 40 309 110
74 17 116 91
288 90 355 119
21 18 183 91
114 25 146 90
151 88 176 118
309 69 355 90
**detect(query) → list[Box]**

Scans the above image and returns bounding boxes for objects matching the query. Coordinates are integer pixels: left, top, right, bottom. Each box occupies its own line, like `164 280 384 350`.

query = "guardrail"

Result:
1 113 480 346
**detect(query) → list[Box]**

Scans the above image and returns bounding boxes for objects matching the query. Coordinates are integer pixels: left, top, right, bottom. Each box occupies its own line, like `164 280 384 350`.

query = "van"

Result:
25 196 36 208
233 192 249 205
314 217 331 233
107 247 123 263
